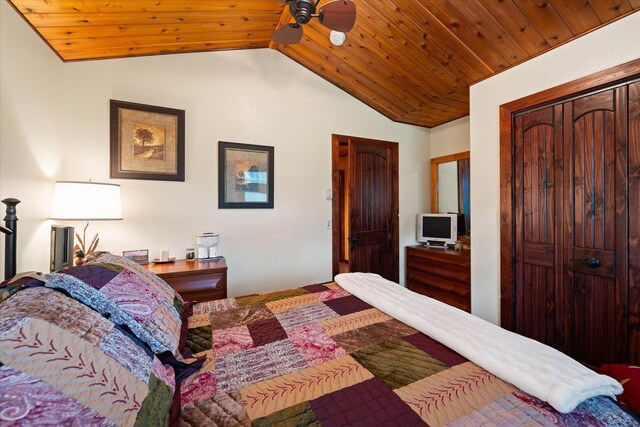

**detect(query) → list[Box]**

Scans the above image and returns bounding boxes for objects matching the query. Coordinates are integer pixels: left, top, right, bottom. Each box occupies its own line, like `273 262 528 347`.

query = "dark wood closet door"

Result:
348 138 399 282
501 62 640 366
563 87 628 366
514 86 631 367
514 105 564 350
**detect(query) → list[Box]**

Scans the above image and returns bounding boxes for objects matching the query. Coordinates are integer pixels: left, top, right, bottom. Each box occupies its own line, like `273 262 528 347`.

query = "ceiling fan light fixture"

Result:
272 0 357 45
330 30 346 46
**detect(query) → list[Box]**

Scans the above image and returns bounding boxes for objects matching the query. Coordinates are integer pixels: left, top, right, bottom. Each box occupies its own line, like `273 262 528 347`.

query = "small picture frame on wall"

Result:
123 249 149 265
110 100 185 181
218 141 274 209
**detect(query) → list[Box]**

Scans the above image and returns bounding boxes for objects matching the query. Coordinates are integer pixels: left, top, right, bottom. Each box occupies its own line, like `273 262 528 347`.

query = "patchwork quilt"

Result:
179 282 639 426
0 253 187 426
0 287 175 426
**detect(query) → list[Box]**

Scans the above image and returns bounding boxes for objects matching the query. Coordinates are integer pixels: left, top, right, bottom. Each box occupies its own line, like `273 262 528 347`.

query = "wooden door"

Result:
501 61 640 366
514 104 564 351
514 86 631 367
346 137 399 282
562 87 628 366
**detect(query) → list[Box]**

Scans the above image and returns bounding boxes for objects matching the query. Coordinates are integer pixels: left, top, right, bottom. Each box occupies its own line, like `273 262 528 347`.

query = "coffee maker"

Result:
196 233 220 260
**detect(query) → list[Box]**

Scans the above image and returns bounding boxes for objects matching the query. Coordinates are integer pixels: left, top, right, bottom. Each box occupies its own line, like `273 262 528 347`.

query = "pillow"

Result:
95 253 193 354
53 253 184 355
92 252 185 309
600 364 640 414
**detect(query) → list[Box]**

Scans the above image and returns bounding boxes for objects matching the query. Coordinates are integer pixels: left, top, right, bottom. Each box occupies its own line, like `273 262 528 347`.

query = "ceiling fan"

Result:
272 0 357 45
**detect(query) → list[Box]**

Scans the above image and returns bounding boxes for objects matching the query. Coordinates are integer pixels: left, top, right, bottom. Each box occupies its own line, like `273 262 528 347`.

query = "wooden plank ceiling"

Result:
9 0 639 128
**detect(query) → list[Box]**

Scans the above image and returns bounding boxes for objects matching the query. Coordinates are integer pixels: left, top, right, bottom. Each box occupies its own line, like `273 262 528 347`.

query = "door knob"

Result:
576 257 601 268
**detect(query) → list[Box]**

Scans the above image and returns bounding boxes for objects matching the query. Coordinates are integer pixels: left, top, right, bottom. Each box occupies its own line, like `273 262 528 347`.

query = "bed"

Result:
1 251 638 426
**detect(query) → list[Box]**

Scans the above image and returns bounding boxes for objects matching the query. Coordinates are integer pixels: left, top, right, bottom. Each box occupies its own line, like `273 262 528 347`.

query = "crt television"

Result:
416 213 458 246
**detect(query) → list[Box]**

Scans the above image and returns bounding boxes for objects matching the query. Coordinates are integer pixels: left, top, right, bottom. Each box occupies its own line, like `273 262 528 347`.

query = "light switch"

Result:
325 188 333 200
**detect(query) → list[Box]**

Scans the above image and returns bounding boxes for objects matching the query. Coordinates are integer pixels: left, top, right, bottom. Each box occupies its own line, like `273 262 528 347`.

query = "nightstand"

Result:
145 258 227 302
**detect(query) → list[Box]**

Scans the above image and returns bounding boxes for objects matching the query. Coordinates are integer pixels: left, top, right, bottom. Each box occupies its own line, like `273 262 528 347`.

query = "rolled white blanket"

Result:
335 272 623 413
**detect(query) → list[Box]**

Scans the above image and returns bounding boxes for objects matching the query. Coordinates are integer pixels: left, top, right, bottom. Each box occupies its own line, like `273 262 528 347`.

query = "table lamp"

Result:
50 181 122 265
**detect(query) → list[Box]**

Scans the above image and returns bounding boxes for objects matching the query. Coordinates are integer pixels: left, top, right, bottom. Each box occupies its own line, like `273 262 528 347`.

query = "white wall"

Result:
0 2 430 292
470 13 640 324
430 116 470 159
0 3 66 273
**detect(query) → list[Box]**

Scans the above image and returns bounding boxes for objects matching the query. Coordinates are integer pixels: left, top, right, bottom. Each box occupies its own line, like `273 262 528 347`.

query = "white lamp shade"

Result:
51 181 122 220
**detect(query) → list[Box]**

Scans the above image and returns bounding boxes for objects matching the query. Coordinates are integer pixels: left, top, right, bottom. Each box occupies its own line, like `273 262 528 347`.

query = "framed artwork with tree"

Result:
110 100 185 181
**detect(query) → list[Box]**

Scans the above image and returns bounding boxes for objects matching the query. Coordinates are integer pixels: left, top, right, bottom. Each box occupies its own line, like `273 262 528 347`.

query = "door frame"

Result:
499 58 640 330
331 134 399 280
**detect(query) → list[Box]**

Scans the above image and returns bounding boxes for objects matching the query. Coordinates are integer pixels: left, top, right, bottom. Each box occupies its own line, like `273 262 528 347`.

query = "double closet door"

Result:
512 79 639 367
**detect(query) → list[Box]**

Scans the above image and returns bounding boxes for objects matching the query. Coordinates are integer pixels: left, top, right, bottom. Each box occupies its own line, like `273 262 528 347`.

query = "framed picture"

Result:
123 249 149 265
218 141 274 209
110 100 185 181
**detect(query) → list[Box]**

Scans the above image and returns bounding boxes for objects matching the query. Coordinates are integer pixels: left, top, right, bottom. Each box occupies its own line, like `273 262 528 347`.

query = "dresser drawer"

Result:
407 281 471 312
163 272 225 302
405 246 470 312
147 258 228 303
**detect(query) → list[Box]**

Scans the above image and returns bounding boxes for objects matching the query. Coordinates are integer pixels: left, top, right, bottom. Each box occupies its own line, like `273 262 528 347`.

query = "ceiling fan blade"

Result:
319 0 356 32
272 24 304 45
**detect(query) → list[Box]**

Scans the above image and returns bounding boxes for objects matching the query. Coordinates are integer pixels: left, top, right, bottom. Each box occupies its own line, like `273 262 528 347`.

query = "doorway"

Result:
331 134 399 282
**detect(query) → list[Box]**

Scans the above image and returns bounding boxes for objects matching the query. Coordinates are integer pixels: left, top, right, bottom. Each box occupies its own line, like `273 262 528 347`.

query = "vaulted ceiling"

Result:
8 1 640 127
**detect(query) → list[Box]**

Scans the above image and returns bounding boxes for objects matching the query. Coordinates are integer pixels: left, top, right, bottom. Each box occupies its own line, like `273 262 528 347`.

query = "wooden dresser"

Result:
145 258 227 302
405 246 470 312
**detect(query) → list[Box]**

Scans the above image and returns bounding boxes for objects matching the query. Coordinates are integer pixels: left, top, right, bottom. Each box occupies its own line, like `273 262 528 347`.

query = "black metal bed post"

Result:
2 198 20 280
